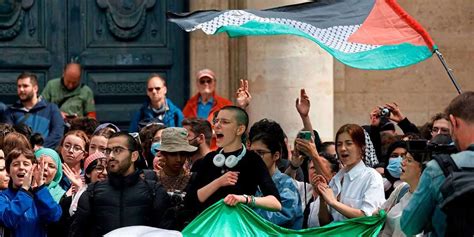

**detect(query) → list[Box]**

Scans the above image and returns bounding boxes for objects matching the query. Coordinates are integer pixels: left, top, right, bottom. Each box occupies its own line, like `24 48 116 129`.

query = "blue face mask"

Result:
150 142 161 157
387 156 402 178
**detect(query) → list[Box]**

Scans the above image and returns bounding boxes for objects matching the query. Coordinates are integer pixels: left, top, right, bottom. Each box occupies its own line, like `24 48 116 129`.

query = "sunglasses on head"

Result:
147 87 161 92
199 79 213 85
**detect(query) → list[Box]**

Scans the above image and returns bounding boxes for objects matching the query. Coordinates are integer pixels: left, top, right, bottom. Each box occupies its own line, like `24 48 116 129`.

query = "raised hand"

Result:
289 149 305 169
317 181 336 206
218 171 239 187
22 164 36 190
235 79 252 109
369 107 381 127
153 155 165 172
62 163 83 188
311 174 327 193
295 138 317 158
224 194 246 206
296 89 310 117
36 158 46 187
384 102 405 123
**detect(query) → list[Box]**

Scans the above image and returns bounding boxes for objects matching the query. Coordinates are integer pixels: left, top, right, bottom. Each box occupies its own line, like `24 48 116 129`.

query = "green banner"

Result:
183 200 386 237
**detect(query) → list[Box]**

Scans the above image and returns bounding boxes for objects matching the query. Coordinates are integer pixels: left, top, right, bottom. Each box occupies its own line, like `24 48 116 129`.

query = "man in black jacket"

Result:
69 132 171 237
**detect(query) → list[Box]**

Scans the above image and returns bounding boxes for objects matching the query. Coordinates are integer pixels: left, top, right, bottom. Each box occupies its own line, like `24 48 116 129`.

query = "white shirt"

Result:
292 180 321 228
329 160 385 222
307 197 321 228
292 180 314 211
380 183 423 237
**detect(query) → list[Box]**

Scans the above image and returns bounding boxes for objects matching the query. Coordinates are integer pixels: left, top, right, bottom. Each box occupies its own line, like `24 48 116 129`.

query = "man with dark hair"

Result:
70 132 171 236
182 118 212 171
42 62 96 119
401 91 474 236
129 74 183 132
429 112 451 140
4 72 64 148
182 69 233 122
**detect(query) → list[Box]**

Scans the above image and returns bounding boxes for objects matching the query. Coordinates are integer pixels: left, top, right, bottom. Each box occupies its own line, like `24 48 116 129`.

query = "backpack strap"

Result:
395 183 410 204
433 154 460 177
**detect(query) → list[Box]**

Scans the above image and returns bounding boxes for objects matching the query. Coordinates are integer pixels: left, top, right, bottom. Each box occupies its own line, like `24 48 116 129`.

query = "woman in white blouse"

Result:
317 124 385 225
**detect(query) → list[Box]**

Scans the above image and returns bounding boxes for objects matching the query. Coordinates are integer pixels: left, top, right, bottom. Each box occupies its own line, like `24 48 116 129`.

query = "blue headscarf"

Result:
34 148 65 203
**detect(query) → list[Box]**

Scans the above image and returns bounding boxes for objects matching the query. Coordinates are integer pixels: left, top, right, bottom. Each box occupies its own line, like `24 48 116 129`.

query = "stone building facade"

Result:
189 0 473 142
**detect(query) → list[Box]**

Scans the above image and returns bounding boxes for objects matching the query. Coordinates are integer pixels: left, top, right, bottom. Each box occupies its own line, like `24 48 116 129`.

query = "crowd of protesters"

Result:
0 67 473 237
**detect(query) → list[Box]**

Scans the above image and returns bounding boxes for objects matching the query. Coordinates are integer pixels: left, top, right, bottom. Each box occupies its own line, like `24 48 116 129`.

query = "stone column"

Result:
189 1 232 98
245 0 334 142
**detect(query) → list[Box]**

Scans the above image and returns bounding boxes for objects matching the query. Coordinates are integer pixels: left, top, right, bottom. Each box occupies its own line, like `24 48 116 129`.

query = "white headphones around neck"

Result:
213 144 247 169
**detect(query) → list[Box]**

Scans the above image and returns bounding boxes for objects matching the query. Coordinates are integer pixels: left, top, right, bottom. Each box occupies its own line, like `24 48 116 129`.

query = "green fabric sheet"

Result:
183 200 386 237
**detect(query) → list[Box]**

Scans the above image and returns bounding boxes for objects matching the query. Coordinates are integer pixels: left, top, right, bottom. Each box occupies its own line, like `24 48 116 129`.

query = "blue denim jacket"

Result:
401 144 474 236
255 170 303 230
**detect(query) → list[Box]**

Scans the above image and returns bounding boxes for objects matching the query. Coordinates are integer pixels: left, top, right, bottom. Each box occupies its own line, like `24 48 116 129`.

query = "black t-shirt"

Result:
185 147 280 213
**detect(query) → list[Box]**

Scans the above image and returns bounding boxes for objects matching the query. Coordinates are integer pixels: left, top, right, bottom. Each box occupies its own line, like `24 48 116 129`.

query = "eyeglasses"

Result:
199 79 213 85
147 87 161 92
252 149 272 158
213 118 232 126
94 165 106 173
104 146 132 156
431 127 450 135
63 143 84 153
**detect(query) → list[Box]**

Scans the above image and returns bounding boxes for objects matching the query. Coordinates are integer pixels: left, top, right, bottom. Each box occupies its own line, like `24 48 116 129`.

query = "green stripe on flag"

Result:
216 21 435 70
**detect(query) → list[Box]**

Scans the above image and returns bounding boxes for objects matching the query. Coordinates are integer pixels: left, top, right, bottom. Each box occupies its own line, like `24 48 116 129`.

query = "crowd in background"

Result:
0 64 473 237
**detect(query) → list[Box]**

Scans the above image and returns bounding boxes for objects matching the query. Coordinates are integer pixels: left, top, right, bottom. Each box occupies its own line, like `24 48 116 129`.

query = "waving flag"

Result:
182 200 386 237
168 0 437 70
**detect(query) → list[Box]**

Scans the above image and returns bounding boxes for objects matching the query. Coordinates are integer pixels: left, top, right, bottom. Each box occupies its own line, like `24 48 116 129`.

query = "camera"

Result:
168 190 186 207
379 107 391 117
405 135 457 164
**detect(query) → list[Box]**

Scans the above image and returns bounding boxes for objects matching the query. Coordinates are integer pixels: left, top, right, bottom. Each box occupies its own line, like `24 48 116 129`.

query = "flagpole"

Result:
434 49 462 94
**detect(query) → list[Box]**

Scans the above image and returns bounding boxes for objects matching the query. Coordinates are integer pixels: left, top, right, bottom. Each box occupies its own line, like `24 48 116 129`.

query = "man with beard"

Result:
42 62 96 119
401 91 474 236
182 118 212 172
4 72 64 148
129 74 183 132
70 132 171 236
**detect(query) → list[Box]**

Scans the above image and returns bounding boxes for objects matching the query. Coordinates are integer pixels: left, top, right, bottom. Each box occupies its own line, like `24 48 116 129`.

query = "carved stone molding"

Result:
96 0 155 40
0 82 18 94
0 0 35 40
97 81 144 95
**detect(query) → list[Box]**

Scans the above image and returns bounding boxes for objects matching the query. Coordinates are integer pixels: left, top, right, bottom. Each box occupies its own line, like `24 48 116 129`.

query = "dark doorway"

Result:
0 0 188 129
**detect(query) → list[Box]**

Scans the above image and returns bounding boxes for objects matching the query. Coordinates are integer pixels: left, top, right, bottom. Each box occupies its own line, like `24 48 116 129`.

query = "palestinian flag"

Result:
168 0 437 70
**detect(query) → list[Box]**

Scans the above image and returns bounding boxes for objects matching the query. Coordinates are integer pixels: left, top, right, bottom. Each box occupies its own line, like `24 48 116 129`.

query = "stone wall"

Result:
189 0 473 142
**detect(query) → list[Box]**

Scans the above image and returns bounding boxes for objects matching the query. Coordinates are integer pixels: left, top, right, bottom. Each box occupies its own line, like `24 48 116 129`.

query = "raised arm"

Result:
235 79 252 109
295 138 332 182
296 89 313 132
384 102 420 134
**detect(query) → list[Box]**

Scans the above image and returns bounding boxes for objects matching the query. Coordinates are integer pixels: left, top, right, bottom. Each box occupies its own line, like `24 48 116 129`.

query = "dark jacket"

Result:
4 99 64 148
129 98 184 132
0 185 62 237
69 170 171 237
